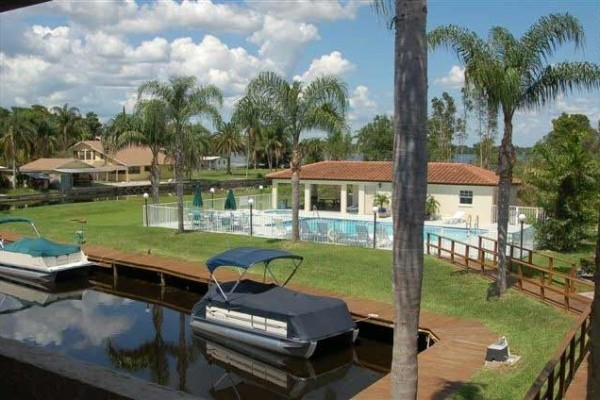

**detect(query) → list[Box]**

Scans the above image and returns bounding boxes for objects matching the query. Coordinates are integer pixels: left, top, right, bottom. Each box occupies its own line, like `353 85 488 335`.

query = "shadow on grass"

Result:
431 380 486 400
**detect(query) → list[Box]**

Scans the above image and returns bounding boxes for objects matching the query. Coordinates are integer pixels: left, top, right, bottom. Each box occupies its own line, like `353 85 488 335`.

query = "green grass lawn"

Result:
0 198 574 400
190 167 273 181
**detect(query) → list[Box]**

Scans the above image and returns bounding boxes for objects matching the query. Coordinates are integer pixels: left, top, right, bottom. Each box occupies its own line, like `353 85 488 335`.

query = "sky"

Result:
0 0 599 147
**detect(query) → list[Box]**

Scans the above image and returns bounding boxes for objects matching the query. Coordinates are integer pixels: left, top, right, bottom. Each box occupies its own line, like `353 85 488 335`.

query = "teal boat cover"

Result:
4 238 81 257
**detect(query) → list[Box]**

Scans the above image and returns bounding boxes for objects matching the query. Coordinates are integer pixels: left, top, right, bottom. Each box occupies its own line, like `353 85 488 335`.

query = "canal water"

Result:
0 271 391 399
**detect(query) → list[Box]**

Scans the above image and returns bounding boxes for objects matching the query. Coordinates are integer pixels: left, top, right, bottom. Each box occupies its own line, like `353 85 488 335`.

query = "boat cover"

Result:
206 247 303 273
199 280 355 341
3 238 81 257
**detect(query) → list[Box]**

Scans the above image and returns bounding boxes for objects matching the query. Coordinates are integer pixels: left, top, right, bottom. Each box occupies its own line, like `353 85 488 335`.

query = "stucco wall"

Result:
427 184 495 225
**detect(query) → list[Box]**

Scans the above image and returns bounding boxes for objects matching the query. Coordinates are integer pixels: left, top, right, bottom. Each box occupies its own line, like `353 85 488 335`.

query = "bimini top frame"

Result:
205 247 304 302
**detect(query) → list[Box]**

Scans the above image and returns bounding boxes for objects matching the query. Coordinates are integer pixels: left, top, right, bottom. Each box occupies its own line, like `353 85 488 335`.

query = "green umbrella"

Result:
193 184 203 208
224 188 237 210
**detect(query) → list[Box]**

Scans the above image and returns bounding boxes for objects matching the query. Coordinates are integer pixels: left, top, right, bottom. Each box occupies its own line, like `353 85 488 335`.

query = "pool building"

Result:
267 161 520 226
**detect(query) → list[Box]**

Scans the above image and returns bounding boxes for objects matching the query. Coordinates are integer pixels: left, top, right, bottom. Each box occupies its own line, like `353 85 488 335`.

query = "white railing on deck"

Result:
491 206 544 225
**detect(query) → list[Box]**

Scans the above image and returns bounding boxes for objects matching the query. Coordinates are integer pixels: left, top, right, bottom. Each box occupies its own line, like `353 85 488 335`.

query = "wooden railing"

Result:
523 306 592 400
480 236 578 276
426 233 593 314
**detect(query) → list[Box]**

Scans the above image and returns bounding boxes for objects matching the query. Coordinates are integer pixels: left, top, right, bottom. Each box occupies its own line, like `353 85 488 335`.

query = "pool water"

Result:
289 217 487 243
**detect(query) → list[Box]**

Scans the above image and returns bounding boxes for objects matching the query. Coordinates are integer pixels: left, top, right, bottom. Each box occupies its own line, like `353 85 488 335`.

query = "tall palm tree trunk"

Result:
150 155 160 204
391 1 427 398
11 132 17 189
587 190 600 399
290 147 301 241
495 112 515 295
175 133 185 233
226 154 232 175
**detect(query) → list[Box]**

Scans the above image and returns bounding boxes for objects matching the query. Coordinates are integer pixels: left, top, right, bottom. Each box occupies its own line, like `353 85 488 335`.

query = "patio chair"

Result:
300 220 319 242
190 209 205 230
316 221 330 242
352 225 372 247
443 211 465 225
273 218 291 238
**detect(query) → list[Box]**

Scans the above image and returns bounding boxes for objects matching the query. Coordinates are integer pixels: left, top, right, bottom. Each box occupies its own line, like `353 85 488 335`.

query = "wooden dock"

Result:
0 232 499 399
81 243 497 399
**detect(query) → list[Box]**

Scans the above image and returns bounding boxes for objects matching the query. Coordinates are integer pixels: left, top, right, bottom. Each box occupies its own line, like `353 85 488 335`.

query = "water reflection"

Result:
0 274 389 399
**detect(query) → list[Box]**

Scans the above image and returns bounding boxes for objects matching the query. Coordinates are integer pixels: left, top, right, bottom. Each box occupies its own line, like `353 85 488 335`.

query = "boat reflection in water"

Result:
0 277 89 315
195 331 388 399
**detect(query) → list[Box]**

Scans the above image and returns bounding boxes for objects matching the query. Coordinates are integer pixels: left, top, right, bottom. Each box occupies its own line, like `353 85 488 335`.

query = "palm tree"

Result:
373 1 427 398
0 108 35 189
29 105 57 158
116 99 170 204
213 121 244 175
184 123 212 179
138 76 222 233
429 13 600 295
245 72 347 241
51 103 82 156
233 96 263 170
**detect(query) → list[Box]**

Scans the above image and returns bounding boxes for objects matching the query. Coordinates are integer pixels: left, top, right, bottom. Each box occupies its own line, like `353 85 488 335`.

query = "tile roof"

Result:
266 161 518 186
21 158 93 172
113 146 170 167
71 141 171 166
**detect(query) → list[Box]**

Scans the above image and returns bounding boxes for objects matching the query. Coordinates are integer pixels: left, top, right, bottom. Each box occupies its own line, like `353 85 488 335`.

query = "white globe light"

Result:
210 187 215 193
518 213 526 222
372 206 379 213
259 185 264 190
143 192 149 199
248 198 254 204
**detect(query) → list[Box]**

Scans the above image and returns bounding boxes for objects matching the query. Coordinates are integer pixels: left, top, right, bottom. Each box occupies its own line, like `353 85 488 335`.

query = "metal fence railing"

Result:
491 206 544 225
144 204 394 249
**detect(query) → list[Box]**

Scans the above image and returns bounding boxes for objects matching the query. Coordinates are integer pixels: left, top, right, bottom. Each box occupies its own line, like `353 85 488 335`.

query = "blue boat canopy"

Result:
0 217 34 225
206 247 303 274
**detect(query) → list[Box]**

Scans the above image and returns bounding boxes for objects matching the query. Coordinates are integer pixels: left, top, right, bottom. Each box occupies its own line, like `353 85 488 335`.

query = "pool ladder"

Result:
312 205 320 219
465 215 480 231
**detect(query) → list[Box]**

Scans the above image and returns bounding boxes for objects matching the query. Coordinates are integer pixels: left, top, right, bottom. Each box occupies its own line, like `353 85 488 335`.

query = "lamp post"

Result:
259 185 264 210
143 192 149 227
210 187 215 209
248 198 254 237
518 213 526 259
372 206 379 249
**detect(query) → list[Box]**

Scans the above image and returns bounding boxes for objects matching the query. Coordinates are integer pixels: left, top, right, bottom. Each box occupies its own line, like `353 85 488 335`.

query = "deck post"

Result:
159 272 166 286
112 263 118 287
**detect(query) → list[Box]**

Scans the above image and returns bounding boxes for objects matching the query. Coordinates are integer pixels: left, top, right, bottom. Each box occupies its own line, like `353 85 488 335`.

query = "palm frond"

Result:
522 62 600 108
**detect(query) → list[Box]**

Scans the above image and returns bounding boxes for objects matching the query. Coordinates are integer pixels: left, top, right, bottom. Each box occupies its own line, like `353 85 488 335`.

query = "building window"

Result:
129 166 141 174
78 151 85 160
144 166 151 172
459 190 473 205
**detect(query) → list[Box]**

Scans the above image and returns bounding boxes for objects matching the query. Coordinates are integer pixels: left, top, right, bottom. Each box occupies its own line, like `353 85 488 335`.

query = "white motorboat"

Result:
0 217 92 284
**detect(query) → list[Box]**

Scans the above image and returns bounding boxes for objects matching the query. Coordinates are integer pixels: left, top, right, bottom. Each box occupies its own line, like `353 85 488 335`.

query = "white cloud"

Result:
249 15 320 74
248 0 365 22
348 85 378 122
51 0 262 34
435 65 465 88
294 51 354 82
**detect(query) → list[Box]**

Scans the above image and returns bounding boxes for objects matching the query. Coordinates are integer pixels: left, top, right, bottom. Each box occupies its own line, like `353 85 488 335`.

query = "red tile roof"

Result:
267 161 518 186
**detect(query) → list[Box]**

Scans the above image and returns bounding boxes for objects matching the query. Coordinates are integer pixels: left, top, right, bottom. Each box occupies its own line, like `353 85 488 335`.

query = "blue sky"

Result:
1 0 599 147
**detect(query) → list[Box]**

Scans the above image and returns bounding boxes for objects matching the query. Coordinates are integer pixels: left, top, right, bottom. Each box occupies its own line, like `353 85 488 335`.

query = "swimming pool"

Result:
287 217 487 243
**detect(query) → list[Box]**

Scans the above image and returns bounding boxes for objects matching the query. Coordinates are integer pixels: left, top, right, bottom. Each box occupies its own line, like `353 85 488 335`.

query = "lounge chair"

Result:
316 221 330 242
443 211 465 225
300 220 318 242
351 225 372 247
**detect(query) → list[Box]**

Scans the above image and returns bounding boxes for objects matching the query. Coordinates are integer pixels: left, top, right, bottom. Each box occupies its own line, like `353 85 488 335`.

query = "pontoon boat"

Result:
190 247 358 359
0 217 91 284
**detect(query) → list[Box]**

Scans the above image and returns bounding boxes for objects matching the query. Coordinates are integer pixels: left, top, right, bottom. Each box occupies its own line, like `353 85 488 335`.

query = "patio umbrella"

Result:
193 184 203 208
224 188 237 210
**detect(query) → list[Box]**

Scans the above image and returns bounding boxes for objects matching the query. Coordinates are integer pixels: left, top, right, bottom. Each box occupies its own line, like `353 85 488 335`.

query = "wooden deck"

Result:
565 353 589 399
82 243 498 399
0 232 498 399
